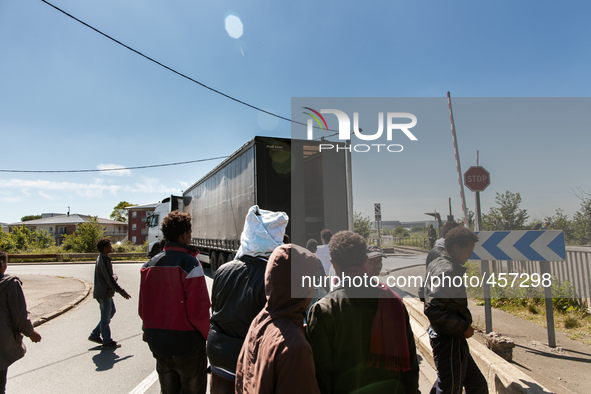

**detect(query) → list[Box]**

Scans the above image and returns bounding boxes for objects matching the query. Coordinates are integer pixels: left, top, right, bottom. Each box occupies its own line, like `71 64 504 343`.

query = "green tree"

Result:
21 215 41 222
572 198 591 245
34 229 55 249
482 191 529 230
544 209 575 243
11 225 35 250
62 217 107 253
110 201 136 222
354 212 372 240
0 231 16 252
393 226 410 237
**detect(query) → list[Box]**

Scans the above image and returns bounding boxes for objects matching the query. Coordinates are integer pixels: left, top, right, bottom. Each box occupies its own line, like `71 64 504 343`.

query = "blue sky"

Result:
1 0 590 225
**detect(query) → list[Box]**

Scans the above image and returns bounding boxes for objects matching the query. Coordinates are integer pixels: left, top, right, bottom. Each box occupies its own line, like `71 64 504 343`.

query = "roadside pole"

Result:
345 139 354 231
540 261 557 347
465 157 493 333
447 92 469 228
475 190 493 334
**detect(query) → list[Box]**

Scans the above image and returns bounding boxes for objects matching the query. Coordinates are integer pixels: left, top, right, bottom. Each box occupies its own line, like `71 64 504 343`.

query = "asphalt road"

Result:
7 254 434 394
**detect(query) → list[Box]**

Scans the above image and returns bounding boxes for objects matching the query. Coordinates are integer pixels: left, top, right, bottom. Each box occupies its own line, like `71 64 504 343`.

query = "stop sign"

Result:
464 166 490 192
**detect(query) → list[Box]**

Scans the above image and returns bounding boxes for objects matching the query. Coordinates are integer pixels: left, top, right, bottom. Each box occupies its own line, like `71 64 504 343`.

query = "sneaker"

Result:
102 341 121 349
88 336 102 344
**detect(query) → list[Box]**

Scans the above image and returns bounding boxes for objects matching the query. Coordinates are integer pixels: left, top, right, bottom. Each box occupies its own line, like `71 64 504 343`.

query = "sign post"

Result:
375 203 381 247
465 164 493 332
472 230 566 347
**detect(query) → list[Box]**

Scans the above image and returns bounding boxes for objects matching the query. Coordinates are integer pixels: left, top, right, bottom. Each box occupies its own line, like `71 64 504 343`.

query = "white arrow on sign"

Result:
472 230 565 262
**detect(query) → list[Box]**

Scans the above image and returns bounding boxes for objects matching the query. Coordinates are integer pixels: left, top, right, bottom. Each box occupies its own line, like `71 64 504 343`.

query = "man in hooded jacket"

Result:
207 205 288 393
235 244 321 394
0 250 42 393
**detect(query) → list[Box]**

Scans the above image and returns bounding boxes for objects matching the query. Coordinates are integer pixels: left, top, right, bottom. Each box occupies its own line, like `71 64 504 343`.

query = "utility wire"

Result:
40 0 311 128
0 156 228 174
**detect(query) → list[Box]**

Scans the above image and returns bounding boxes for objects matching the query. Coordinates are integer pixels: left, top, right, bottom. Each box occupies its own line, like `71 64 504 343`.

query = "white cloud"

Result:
0 179 122 197
124 177 180 194
97 163 132 176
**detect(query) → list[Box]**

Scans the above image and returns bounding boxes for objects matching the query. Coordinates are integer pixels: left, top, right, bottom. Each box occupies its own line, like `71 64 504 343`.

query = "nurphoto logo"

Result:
303 107 418 153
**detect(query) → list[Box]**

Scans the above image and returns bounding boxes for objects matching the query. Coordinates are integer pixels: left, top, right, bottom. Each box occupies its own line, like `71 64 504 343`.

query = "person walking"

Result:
235 244 321 394
89 238 131 349
423 226 488 394
0 250 42 393
139 211 211 394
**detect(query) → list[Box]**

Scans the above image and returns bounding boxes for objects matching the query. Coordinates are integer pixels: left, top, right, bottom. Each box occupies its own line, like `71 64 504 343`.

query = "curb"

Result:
31 278 93 327
404 297 555 394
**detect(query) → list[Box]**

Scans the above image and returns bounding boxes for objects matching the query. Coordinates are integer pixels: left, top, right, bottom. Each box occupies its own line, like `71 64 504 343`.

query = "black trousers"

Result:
430 334 488 394
154 348 207 394
0 368 6 394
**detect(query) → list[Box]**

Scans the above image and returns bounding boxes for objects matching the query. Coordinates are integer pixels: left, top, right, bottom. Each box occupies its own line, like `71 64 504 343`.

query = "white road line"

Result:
128 370 158 394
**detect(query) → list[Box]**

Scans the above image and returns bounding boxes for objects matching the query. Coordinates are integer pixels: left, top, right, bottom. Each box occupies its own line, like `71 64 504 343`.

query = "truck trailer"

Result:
147 136 350 273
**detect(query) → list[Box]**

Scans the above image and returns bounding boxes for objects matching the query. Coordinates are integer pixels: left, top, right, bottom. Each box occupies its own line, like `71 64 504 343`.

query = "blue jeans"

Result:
90 298 116 344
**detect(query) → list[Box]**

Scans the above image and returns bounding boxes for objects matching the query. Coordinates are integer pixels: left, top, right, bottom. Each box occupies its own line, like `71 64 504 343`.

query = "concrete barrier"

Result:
404 297 554 394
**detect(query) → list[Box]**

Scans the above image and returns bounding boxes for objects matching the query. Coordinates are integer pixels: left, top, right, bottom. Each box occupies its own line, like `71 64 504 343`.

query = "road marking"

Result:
129 370 158 394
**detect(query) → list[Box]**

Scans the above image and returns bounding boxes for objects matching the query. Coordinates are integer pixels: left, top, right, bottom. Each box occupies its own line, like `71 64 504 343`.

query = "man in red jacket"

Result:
139 211 211 394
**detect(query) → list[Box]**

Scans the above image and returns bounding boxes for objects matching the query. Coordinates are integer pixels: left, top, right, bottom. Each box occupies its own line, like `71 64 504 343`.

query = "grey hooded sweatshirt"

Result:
0 274 34 370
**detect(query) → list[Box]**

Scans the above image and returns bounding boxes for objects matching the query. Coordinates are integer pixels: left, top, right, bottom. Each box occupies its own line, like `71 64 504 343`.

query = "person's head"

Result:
161 211 192 245
265 244 320 314
320 229 333 245
329 231 367 272
306 238 318 253
365 245 386 277
441 221 460 238
0 250 7 274
97 238 112 254
444 227 478 264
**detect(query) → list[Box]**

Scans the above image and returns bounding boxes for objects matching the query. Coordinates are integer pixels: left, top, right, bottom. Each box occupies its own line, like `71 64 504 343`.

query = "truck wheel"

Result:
217 252 227 272
210 251 218 275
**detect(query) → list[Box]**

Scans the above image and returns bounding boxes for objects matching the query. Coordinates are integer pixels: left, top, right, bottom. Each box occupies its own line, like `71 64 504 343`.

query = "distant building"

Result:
0 222 8 233
125 203 158 245
9 214 128 246
373 220 438 231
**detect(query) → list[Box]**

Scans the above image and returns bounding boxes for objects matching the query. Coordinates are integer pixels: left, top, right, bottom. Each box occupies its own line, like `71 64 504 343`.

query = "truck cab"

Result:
146 195 184 257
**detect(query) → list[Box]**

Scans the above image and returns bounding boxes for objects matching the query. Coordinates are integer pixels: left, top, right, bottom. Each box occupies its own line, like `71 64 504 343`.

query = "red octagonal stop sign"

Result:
464 166 490 192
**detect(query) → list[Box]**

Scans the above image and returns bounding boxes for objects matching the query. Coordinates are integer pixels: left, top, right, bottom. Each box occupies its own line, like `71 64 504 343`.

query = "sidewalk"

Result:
20 274 91 326
394 266 591 394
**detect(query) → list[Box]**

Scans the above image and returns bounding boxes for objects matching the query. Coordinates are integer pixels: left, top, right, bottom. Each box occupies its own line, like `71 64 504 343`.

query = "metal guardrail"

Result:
7 253 147 262
369 236 428 249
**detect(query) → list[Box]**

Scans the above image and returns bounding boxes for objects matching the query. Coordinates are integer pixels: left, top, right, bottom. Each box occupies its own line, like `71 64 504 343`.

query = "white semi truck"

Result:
146 136 350 273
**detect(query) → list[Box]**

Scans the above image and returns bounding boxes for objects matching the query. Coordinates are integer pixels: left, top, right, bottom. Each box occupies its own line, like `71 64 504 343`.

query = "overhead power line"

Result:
40 0 309 128
0 156 228 174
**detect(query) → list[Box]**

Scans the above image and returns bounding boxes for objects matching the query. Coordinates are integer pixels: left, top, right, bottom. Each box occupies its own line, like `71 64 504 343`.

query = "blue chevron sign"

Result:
472 230 565 261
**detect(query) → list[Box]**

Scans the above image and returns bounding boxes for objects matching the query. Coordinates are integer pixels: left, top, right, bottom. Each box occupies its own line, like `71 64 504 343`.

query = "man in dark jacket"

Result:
423 226 487 394
307 231 420 394
207 205 288 394
139 211 211 394
89 238 131 349
425 221 460 269
235 244 320 394
0 250 42 393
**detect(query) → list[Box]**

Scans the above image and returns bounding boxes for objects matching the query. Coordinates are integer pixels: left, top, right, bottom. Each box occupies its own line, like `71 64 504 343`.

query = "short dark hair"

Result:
442 221 461 238
161 211 192 242
96 238 111 253
329 231 366 269
306 239 318 253
444 227 478 252
320 229 333 243
0 250 7 265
